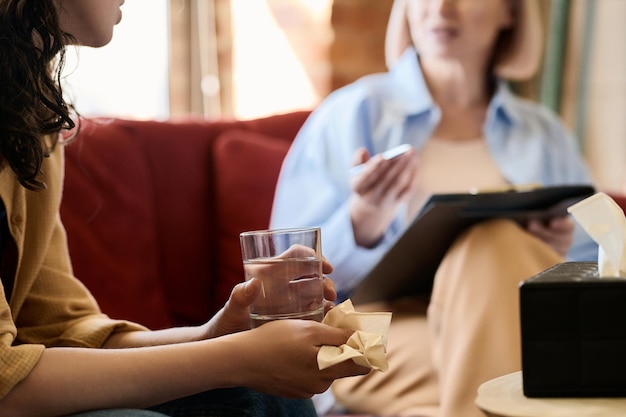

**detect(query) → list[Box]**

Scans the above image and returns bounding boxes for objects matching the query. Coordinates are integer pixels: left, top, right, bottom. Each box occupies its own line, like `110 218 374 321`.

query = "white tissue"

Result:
567 192 626 276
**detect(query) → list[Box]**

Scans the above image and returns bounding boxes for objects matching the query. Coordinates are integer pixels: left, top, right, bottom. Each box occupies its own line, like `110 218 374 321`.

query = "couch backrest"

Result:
61 112 626 330
60 111 310 329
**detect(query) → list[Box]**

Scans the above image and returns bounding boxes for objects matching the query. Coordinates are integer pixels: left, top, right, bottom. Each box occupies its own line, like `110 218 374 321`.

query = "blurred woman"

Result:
271 0 596 415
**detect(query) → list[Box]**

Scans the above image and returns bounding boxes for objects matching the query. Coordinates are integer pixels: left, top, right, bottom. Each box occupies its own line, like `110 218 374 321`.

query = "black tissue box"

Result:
520 261 626 397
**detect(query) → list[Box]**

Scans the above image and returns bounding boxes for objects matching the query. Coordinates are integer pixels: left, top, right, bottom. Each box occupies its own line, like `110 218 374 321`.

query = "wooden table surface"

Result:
475 371 626 417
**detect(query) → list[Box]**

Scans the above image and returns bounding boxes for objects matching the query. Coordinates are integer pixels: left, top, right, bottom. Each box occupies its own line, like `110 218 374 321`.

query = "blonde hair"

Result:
384 0 544 81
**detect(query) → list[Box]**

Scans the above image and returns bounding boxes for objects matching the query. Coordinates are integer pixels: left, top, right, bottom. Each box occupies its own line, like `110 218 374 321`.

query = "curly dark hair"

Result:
0 0 75 190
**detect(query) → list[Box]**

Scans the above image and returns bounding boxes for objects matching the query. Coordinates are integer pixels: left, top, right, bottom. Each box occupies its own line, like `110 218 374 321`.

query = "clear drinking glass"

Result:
239 227 324 328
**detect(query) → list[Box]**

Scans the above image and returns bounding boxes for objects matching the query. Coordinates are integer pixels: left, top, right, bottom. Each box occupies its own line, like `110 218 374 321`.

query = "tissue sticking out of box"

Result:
567 192 626 276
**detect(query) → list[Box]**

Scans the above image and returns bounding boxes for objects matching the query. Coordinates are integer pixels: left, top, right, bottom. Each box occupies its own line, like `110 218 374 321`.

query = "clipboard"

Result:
349 184 596 304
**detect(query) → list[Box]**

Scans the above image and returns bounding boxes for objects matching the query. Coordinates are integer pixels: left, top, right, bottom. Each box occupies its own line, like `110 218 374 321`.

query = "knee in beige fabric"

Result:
433 219 563 296
426 219 565 417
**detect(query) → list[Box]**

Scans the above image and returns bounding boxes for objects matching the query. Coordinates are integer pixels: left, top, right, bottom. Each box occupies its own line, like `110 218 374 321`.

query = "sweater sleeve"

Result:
0 143 145 400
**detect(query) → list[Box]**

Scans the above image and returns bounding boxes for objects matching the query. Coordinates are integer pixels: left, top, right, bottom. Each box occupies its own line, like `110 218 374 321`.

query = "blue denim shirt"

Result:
271 47 597 292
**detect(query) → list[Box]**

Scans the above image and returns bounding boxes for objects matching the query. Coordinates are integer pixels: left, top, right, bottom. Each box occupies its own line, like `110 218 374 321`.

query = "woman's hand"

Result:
349 146 418 247
203 257 337 339
322 273 338 315
525 216 575 258
232 319 370 398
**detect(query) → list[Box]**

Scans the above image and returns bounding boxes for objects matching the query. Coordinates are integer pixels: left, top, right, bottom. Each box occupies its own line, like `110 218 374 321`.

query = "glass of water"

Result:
239 227 324 328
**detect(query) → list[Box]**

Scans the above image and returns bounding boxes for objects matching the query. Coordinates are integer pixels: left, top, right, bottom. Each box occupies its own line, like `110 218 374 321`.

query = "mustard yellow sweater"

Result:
0 141 144 398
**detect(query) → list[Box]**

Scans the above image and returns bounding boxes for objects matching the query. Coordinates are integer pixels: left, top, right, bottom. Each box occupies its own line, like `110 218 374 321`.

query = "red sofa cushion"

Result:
61 118 221 329
60 112 310 330
211 129 293 308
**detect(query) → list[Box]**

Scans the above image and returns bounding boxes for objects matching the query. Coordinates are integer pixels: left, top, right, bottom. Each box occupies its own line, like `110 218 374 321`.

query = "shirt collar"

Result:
389 47 522 127
487 80 521 127
388 48 435 116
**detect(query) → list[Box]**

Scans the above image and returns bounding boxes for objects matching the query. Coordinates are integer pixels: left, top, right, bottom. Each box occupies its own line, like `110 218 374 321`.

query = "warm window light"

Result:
60 0 333 121
230 0 333 119
62 0 169 120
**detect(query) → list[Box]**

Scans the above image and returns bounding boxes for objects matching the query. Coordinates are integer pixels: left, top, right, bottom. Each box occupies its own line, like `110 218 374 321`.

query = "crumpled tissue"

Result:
568 192 626 276
317 299 392 371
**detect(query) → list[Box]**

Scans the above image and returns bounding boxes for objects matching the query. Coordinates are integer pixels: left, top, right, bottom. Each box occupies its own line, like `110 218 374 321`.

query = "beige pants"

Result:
332 219 564 417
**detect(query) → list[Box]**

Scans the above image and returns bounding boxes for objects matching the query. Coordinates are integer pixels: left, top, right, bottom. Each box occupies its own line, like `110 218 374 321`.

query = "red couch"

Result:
60 111 311 330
